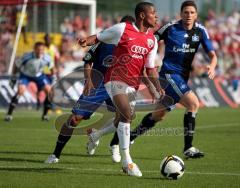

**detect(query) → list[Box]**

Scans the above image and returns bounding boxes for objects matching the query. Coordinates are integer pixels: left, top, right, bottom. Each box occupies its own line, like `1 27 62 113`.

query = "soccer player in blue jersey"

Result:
45 15 136 164
4 42 53 121
109 0 218 159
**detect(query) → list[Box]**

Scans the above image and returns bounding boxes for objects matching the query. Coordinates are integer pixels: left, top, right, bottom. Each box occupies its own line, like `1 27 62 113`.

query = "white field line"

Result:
0 165 240 177
69 167 240 176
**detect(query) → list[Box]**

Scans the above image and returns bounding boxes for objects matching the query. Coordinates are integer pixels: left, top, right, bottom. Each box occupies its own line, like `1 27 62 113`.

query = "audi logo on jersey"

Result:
131 45 148 55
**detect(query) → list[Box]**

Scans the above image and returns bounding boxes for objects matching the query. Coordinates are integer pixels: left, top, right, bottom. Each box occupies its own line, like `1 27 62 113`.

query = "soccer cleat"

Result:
122 163 142 177
42 115 50 121
4 115 13 122
86 129 100 155
183 146 204 159
88 128 101 143
44 154 59 164
109 145 121 163
87 140 99 155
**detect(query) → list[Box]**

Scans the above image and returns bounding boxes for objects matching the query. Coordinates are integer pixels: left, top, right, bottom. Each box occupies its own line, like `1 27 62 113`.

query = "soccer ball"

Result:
160 155 185 180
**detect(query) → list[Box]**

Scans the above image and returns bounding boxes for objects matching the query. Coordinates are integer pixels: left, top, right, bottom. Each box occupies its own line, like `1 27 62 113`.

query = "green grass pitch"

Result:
0 108 239 188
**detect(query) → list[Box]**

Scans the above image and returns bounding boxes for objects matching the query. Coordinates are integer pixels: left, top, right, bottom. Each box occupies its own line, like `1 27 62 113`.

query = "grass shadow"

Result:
0 157 43 164
0 167 65 173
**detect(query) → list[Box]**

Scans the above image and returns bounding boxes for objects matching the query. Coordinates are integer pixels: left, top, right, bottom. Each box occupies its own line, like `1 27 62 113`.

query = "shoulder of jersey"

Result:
22 52 33 60
194 22 209 38
194 22 207 31
89 42 102 51
157 20 178 35
43 53 52 63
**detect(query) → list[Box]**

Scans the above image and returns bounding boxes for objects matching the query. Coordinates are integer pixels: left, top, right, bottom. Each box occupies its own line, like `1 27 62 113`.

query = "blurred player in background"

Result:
78 2 163 177
109 0 218 159
43 33 60 80
4 42 53 121
45 15 135 164
41 33 62 119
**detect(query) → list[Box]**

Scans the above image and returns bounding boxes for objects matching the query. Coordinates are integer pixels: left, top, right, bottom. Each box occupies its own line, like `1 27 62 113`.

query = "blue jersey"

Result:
155 20 214 78
83 42 115 76
16 52 52 77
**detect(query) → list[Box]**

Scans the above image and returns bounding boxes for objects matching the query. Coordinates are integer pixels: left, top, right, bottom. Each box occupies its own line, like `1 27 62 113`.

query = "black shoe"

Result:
183 146 204 159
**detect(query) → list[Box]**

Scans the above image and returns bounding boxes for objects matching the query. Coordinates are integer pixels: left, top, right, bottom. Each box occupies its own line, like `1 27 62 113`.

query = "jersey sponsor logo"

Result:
192 34 199 42
131 45 148 55
147 39 154 48
132 54 143 59
173 43 196 53
182 44 190 48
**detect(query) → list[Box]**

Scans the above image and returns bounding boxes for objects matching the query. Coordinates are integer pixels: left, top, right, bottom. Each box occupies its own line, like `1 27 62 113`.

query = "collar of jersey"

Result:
132 23 149 34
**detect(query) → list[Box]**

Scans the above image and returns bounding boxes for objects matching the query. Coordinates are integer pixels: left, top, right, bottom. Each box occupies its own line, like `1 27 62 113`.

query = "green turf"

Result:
0 108 240 188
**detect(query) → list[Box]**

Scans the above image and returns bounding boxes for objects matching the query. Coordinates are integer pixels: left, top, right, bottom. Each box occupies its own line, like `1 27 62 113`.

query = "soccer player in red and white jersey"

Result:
79 2 164 177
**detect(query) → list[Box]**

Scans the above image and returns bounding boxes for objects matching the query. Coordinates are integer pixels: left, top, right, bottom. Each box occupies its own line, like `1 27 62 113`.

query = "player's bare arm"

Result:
141 71 157 101
83 62 94 96
78 35 98 47
146 68 165 97
206 51 218 80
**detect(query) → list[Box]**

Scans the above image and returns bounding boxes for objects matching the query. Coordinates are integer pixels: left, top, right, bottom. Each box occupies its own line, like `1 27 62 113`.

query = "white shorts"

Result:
104 81 136 109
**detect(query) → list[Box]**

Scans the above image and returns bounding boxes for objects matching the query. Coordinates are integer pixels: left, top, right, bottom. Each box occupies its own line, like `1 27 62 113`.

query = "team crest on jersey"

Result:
147 39 154 48
180 83 187 90
192 34 199 42
84 52 92 61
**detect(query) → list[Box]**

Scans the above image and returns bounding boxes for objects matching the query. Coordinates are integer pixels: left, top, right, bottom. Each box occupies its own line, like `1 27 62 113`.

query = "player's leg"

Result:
132 106 168 141
179 91 204 158
87 98 118 155
105 81 142 177
87 116 118 156
109 105 168 163
5 75 28 121
113 94 136 169
46 85 109 162
45 114 83 163
40 74 53 120
42 84 52 121
82 86 116 155
109 104 168 147
89 97 119 141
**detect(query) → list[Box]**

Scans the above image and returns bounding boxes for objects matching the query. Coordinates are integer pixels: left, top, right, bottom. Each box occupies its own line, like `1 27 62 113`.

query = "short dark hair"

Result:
135 2 154 18
34 42 45 48
120 15 135 23
181 0 197 12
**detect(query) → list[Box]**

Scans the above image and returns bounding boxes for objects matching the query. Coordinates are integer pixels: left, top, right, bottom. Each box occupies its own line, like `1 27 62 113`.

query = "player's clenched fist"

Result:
78 38 87 47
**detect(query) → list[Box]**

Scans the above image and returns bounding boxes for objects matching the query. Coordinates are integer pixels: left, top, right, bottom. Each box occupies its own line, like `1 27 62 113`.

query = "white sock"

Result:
117 121 133 166
99 118 116 136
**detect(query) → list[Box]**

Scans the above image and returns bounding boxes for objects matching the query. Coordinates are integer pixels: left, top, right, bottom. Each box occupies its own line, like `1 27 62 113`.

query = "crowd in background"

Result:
0 5 240 88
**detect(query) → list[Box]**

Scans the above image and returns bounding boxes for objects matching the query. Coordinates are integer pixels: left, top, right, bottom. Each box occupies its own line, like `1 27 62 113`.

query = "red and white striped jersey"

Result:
97 22 158 89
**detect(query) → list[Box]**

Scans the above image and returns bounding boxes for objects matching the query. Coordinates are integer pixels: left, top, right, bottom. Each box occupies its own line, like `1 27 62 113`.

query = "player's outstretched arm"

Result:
78 35 98 47
79 23 126 47
206 51 217 80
